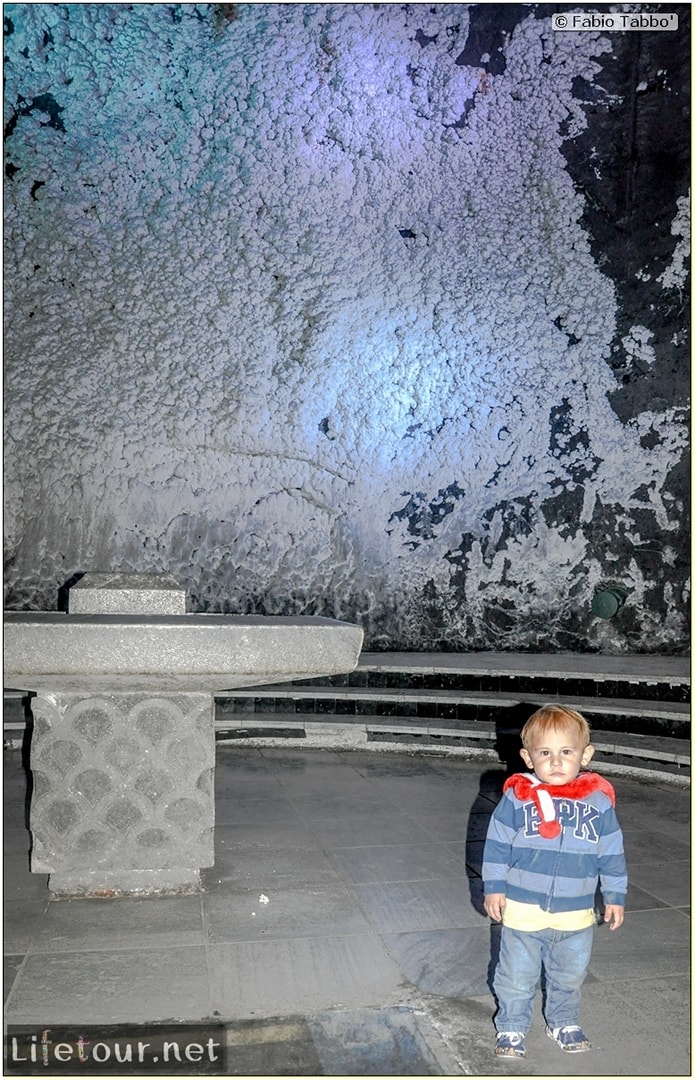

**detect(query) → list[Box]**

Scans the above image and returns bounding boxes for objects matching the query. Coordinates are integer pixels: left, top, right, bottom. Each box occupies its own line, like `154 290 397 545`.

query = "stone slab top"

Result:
358 650 691 683
69 573 183 590
68 572 186 615
3 612 364 692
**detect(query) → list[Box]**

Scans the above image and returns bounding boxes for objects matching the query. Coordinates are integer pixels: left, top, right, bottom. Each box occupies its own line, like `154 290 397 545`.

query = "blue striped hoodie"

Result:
482 771 628 912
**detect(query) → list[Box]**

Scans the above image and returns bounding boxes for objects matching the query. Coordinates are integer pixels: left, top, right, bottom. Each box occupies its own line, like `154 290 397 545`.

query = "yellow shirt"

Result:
502 897 596 931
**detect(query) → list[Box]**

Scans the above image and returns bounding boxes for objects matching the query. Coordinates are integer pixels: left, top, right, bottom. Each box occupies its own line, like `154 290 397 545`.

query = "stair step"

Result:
358 651 690 683
219 684 689 713
214 711 689 756
213 713 690 777
279 653 690 703
251 675 689 702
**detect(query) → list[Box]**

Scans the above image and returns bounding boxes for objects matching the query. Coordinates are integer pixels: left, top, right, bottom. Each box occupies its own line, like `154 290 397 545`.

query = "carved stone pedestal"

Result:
29 691 214 897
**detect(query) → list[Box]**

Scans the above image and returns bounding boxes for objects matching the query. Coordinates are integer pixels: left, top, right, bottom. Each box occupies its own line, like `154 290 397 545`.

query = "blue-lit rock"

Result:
3 3 689 654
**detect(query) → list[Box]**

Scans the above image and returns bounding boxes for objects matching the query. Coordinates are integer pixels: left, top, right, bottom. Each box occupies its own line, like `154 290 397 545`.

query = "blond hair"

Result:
520 704 591 750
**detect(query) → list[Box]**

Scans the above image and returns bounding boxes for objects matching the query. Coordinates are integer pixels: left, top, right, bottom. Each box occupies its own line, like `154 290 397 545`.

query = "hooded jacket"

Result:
482 771 627 913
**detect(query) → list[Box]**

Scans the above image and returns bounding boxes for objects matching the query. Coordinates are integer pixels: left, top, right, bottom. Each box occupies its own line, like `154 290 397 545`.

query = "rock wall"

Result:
4 3 690 652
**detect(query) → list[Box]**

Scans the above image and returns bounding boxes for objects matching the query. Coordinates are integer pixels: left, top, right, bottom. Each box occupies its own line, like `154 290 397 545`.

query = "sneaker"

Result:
546 1025 591 1052
495 1031 526 1057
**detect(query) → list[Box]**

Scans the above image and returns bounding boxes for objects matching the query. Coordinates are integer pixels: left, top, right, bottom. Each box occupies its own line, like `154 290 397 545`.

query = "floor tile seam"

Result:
214 794 304 809
296 827 377 892
289 807 431 829
268 777 399 812
202 881 354 897
207 929 398 953
214 766 286 780
3 895 51 910
347 879 486 933
214 794 294 808
3 951 33 1013
603 970 692 995
248 797 404 815
205 881 363 901
334 874 475 886
402 812 478 846
304 818 465 836
340 876 420 952
213 842 321 854
206 929 394 946
203 885 481 911
343 872 420 941
23 940 209 958
325 838 467 853
294 801 481 817
299 816 469 884
334 848 473 879
2 899 52 956
668 906 693 922
588 964 692 985
624 847 691 863
345 842 466 876
625 903 687 915
622 819 692 834
351 874 478 891
274 774 411 822
630 823 693 848
350 759 460 780
627 857 692 867
617 905 692 920
205 877 345 892
350 760 467 794
627 880 692 899
214 838 332 854
625 825 695 842
214 818 311 829
199 890 227 1021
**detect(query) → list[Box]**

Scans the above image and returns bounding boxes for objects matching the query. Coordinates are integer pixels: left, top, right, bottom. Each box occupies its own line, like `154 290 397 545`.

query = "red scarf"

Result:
503 771 616 838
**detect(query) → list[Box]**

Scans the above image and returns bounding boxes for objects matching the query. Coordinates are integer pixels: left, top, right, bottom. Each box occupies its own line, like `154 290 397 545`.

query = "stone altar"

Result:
4 574 364 897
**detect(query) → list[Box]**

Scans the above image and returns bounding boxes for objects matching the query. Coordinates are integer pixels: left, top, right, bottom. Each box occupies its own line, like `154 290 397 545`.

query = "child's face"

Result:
520 725 594 785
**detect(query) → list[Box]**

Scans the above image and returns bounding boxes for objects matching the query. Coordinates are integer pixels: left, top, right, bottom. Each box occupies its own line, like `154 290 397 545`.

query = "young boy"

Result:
482 704 627 1058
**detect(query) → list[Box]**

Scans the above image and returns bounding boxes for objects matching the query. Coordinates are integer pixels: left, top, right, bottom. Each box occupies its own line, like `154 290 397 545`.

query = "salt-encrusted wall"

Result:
4 3 690 653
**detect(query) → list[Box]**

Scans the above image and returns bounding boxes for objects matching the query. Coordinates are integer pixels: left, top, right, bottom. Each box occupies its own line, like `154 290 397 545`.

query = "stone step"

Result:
256 672 690 702
216 687 690 739
281 652 691 703
212 713 690 782
6 684 689 743
358 650 690 680
4 693 688 783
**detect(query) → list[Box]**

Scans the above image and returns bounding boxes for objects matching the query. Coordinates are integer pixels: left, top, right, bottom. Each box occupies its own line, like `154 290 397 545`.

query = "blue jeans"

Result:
493 924 593 1033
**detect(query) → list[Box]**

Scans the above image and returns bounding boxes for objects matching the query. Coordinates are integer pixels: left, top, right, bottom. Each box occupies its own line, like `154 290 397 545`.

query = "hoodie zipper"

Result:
543 811 564 912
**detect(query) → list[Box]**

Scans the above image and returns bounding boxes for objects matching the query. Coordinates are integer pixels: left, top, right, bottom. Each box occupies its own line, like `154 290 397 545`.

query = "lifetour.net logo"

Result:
5 1025 227 1075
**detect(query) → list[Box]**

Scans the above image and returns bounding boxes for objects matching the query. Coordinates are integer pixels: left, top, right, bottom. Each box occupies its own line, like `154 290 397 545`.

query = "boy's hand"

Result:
603 904 624 930
484 893 506 922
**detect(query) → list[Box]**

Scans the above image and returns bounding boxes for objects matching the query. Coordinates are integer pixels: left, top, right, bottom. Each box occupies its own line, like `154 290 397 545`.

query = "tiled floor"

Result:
4 746 691 1075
